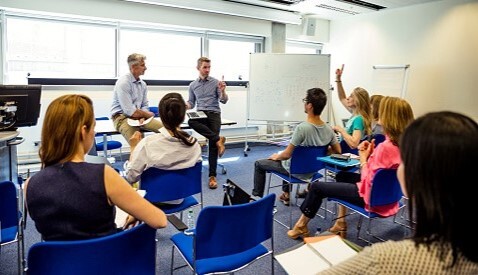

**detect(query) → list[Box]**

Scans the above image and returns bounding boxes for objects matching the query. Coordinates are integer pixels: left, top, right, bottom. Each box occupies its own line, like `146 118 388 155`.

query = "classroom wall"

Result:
7 0 477 156
324 0 478 124
1 0 330 157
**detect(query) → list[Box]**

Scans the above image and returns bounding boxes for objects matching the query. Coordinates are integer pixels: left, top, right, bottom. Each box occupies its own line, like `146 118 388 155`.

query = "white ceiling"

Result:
224 0 442 20
123 0 442 24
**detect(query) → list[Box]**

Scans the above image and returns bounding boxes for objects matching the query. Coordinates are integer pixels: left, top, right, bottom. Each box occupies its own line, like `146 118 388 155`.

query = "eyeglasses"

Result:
302 98 308 103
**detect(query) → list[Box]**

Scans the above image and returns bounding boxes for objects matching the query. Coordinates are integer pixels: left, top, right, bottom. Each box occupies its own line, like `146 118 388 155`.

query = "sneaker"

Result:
279 192 290 206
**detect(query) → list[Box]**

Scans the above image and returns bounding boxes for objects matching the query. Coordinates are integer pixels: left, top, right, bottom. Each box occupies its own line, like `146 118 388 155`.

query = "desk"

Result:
93 118 237 158
317 155 360 182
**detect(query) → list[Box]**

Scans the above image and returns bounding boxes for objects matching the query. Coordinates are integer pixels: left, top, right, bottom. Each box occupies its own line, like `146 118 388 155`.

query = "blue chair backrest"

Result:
370 168 403 207
371 134 386 146
194 193 275 260
27 223 157 275
340 139 358 155
149 106 159 117
289 146 328 174
140 162 202 202
0 180 17 232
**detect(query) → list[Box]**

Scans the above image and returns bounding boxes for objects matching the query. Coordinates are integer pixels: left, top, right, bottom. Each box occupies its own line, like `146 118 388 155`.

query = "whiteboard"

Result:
248 53 330 122
371 65 410 98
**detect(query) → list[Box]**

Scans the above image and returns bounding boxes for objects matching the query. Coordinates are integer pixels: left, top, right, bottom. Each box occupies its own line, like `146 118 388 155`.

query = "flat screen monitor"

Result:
0 84 42 131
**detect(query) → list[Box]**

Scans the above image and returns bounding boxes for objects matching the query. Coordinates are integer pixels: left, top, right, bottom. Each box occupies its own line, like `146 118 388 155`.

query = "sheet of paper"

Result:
275 244 331 275
308 235 357 265
342 153 359 159
115 189 147 228
127 116 153 126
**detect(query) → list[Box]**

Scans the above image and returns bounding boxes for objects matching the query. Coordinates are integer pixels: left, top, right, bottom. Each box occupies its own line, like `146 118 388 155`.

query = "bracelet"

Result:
335 80 342 83
360 161 367 168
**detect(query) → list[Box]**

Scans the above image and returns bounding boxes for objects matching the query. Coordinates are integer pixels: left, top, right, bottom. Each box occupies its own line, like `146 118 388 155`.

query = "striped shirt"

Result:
111 73 150 117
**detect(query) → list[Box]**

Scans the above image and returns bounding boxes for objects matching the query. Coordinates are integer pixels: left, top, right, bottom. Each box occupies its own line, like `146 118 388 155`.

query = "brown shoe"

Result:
328 222 347 238
209 176 218 189
217 136 226 157
287 224 310 239
279 192 290 206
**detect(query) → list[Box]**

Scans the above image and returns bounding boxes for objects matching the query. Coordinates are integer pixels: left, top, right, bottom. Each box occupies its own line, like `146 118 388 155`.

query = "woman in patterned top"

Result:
320 111 478 274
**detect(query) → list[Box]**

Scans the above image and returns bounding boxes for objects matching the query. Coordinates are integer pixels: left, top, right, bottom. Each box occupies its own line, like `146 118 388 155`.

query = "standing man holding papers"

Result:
111 53 162 144
186 57 228 189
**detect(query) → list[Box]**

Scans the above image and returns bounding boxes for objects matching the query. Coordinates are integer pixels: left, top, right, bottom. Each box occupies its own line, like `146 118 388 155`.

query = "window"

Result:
286 40 322 54
119 29 201 80
208 36 262 81
5 16 116 84
1 11 264 84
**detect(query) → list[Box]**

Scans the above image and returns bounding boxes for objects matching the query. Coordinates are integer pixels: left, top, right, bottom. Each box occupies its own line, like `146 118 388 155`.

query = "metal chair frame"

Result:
0 180 26 274
328 168 404 244
170 194 276 275
95 117 123 161
266 145 328 229
140 162 203 222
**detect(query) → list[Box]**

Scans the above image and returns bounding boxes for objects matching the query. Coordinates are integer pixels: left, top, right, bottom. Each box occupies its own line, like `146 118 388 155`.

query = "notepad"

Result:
186 111 207 119
275 235 357 274
127 116 153 126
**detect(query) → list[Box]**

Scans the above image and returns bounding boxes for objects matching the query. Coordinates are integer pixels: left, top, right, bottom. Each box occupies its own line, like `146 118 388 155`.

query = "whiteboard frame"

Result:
372 64 410 98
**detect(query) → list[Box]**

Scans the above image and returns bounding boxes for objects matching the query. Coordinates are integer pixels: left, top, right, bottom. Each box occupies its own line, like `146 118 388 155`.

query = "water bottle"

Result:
314 227 322 237
186 209 195 230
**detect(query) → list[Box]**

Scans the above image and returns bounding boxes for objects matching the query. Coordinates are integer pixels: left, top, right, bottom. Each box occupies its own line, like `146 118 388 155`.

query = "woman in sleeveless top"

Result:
25 94 167 241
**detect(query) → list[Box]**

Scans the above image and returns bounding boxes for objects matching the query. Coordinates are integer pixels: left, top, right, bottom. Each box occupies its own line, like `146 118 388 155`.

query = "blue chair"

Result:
95 117 123 161
170 194 276 275
149 106 159 117
27 223 157 275
140 162 203 220
266 145 328 229
328 168 404 244
371 133 386 147
0 180 25 274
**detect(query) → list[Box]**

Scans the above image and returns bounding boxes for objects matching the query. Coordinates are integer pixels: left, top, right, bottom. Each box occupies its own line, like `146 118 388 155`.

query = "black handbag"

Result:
222 179 253 206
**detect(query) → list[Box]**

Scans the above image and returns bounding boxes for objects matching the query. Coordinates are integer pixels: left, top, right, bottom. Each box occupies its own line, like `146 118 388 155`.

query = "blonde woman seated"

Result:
26 94 167 241
288 97 414 239
125 92 202 205
320 112 478 274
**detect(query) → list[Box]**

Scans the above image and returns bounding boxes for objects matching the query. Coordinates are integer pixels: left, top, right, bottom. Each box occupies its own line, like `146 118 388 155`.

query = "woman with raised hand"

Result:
319 111 478 274
26 94 167 241
333 64 372 150
288 97 414 239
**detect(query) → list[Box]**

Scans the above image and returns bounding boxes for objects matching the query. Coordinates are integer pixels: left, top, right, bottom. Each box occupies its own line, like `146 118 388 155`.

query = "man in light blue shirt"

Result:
186 57 228 189
110 53 162 144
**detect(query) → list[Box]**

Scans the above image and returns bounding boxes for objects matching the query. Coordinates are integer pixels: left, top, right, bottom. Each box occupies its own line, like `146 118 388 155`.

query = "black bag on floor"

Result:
222 179 253 206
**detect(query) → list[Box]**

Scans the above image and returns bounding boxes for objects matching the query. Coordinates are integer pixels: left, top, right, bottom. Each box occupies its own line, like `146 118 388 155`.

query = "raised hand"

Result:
336 64 344 80
218 75 226 92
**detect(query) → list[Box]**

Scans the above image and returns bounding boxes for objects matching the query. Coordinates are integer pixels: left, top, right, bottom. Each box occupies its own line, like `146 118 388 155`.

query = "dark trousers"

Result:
252 158 290 197
188 111 221 177
300 171 365 219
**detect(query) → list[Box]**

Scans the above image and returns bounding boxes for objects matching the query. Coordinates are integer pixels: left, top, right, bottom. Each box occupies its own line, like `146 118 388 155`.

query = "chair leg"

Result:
171 245 175 275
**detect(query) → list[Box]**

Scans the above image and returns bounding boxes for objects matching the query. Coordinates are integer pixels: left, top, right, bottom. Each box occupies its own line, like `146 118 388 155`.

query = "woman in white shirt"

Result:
125 93 202 204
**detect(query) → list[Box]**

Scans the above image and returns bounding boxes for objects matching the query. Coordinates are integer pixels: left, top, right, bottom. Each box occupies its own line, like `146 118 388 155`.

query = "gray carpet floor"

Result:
0 143 413 274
